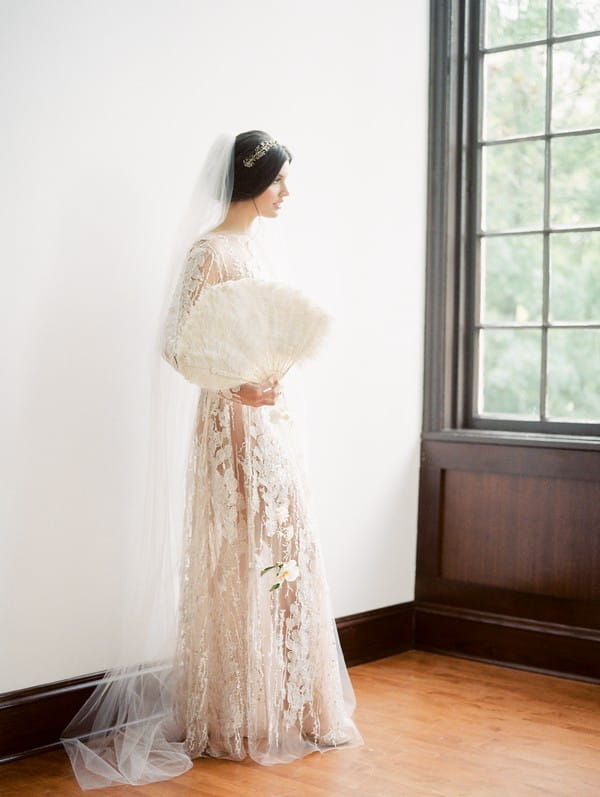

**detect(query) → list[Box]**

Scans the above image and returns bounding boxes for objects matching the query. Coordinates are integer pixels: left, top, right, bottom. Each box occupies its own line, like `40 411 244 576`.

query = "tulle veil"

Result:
60 132 238 789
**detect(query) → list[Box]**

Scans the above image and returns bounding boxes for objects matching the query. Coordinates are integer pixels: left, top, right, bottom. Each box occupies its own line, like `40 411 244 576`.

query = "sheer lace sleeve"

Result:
188 242 222 307
162 239 223 371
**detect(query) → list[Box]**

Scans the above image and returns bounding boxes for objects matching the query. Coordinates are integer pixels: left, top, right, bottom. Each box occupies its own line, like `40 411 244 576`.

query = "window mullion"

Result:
540 0 554 422
471 0 485 423
482 27 600 55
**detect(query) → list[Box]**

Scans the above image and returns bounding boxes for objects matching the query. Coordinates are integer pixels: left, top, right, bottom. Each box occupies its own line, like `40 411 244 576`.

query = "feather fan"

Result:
175 278 332 390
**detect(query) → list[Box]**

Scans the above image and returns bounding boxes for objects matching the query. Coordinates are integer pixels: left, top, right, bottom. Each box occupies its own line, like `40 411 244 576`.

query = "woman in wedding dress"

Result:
61 130 363 789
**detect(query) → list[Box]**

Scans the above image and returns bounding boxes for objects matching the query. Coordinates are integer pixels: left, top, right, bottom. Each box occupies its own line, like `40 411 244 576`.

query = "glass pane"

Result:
482 234 543 321
485 0 548 47
482 140 545 230
479 328 541 416
483 46 546 139
547 329 600 420
554 0 600 36
552 37 600 132
550 232 600 320
551 133 600 226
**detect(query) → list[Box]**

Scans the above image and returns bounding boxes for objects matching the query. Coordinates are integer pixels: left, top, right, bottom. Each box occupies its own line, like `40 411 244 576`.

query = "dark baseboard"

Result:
336 601 415 667
0 601 415 765
414 602 600 683
0 671 105 764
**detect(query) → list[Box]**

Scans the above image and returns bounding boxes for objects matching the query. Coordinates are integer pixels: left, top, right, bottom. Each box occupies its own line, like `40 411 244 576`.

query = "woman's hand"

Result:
231 376 281 407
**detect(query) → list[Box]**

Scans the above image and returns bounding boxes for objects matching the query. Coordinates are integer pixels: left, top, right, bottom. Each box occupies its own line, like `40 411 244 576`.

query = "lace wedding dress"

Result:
163 230 364 765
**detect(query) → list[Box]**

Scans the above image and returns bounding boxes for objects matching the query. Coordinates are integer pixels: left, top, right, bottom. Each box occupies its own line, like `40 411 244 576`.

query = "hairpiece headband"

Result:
243 139 279 168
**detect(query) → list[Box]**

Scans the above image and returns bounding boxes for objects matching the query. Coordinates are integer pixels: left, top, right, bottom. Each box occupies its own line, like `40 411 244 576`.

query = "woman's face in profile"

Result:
254 161 290 218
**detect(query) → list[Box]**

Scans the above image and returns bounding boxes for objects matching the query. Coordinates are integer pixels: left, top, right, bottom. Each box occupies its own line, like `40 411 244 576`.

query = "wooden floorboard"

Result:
0 651 598 796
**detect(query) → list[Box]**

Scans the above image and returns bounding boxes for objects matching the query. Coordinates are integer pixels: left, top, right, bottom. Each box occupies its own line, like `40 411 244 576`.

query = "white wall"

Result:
0 0 428 692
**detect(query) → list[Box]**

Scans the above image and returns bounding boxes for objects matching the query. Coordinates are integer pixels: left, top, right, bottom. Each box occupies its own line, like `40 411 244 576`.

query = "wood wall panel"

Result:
416 439 600 678
440 469 600 599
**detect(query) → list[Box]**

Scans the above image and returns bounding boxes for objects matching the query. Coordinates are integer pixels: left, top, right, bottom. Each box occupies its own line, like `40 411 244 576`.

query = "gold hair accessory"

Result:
243 139 279 168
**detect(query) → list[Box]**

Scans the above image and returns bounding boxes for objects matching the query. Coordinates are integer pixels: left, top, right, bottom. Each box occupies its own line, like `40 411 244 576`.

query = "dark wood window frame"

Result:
423 0 600 450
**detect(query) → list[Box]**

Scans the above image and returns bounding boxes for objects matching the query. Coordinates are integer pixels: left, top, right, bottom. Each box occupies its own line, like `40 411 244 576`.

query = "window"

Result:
424 0 600 439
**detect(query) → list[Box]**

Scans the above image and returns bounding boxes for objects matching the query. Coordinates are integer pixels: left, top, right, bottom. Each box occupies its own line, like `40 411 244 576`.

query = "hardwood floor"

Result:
1 651 598 796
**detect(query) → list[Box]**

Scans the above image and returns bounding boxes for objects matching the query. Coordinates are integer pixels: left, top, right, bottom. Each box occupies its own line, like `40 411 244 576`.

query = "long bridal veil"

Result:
60 133 237 789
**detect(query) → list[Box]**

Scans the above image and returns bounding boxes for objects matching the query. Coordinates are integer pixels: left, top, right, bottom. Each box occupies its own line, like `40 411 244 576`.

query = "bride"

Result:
61 130 364 789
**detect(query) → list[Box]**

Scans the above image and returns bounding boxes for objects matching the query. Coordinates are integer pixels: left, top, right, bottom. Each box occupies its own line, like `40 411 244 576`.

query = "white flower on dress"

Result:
278 559 299 582
260 559 299 591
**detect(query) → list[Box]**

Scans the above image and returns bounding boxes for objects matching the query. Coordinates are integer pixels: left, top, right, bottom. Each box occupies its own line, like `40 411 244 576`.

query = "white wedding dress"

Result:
165 231 363 764
61 230 363 789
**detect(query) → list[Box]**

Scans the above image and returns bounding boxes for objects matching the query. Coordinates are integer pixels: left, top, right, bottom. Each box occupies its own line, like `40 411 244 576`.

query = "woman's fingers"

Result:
229 379 281 406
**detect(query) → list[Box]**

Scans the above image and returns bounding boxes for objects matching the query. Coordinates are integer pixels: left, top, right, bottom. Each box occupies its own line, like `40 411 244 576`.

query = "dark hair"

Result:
230 130 292 202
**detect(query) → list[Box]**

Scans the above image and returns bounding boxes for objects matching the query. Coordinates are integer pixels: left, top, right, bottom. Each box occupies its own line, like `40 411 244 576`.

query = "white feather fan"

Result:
175 278 332 390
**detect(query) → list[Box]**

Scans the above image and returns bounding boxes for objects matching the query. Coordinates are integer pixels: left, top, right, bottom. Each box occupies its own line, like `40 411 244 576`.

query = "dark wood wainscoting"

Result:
415 440 600 681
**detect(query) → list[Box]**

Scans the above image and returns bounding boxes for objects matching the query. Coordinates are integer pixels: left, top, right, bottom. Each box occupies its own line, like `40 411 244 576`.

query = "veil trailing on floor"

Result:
60 133 239 789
